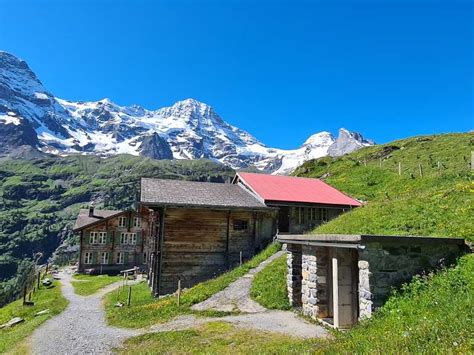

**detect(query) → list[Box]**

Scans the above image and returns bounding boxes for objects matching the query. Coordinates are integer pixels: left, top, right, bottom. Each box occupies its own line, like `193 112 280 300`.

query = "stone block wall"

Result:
359 242 466 309
301 245 318 318
286 244 302 307
358 260 372 320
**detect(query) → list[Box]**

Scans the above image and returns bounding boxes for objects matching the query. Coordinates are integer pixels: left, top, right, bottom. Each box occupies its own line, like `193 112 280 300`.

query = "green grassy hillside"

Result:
0 154 234 305
295 132 473 241
248 132 474 352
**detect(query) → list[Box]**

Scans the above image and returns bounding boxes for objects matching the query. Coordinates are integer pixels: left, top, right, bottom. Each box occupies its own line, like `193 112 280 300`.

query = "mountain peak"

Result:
0 51 374 173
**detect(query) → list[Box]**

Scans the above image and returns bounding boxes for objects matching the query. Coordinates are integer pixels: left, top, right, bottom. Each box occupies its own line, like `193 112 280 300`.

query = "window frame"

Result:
84 252 92 264
233 219 249 231
118 216 127 228
89 232 98 244
133 217 141 228
100 252 109 265
117 252 124 264
98 232 107 244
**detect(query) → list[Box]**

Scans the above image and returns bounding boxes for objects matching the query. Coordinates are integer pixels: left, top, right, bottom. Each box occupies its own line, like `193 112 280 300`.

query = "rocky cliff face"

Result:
0 51 374 173
327 128 374 157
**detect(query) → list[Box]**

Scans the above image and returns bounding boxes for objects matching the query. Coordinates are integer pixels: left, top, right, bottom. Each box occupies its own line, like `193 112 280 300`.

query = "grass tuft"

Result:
250 254 291 310
116 321 324 354
71 274 123 296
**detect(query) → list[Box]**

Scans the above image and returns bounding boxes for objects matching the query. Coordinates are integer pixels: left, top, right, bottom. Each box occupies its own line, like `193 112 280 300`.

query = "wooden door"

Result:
331 248 357 328
278 206 290 233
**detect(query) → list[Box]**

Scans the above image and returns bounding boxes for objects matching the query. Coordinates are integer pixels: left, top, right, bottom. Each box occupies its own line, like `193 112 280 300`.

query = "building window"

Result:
297 207 303 224
120 232 137 245
118 216 127 228
117 252 124 264
84 252 92 264
134 217 141 228
99 232 107 244
89 232 98 244
101 252 109 264
321 208 328 222
233 220 249 231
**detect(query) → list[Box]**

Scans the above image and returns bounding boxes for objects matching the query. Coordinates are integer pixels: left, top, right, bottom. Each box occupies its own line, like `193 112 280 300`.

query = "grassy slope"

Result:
295 133 474 241
0 280 68 353
248 132 473 352
71 274 123 296
250 255 290 310
105 242 281 328
117 322 324 354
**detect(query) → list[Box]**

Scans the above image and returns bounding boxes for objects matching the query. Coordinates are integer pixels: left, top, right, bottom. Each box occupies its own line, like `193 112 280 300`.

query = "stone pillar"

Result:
301 245 318 319
286 244 302 307
358 259 372 320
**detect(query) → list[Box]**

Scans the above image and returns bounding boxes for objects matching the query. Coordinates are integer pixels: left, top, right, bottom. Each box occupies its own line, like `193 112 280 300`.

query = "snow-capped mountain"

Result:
0 51 374 174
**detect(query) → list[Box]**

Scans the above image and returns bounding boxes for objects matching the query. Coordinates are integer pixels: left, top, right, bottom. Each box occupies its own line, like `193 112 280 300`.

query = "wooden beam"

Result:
226 210 231 268
156 207 166 296
78 230 83 272
332 256 339 329
252 212 257 253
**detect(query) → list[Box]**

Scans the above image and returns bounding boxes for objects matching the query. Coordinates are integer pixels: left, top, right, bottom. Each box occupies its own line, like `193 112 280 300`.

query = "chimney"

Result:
89 204 95 217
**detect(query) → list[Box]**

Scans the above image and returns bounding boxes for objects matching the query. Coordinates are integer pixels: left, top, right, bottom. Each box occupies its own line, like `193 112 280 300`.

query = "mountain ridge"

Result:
0 51 374 174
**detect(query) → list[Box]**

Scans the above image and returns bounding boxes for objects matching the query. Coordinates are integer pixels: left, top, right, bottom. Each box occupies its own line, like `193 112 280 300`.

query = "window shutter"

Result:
124 252 129 264
136 231 141 245
107 231 113 244
92 252 97 264
108 252 112 265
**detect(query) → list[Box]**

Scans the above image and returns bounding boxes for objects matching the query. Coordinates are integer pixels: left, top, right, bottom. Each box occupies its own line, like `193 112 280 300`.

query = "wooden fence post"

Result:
398 162 402 176
177 279 181 306
127 286 132 307
239 251 243 266
37 272 41 289
23 286 27 305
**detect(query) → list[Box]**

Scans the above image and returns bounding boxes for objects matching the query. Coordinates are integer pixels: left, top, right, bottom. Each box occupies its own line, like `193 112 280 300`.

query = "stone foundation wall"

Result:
286 244 302 307
360 242 466 309
301 245 318 318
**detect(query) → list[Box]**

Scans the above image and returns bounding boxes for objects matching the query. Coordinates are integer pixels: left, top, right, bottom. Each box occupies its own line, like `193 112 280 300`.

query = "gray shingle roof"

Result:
73 209 124 231
140 178 268 210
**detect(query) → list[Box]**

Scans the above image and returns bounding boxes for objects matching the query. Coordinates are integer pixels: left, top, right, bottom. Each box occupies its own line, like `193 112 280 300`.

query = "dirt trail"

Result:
30 271 139 355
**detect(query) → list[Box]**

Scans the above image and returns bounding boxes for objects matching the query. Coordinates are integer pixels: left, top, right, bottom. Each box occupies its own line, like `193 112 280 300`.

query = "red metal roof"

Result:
237 172 362 207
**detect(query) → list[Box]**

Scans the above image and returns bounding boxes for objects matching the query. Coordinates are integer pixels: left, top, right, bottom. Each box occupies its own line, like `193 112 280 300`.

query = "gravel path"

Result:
150 311 328 339
30 250 327 354
191 250 285 313
186 249 328 339
30 270 140 355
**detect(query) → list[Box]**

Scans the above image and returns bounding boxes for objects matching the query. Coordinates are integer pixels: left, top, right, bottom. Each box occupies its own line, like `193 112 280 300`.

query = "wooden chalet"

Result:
232 172 362 234
139 178 277 296
72 207 151 274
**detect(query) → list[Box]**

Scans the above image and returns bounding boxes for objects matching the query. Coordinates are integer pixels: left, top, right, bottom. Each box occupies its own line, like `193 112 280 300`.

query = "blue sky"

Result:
0 0 472 148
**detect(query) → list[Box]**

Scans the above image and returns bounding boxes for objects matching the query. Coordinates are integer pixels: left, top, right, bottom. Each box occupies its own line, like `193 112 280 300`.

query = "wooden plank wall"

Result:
160 208 275 293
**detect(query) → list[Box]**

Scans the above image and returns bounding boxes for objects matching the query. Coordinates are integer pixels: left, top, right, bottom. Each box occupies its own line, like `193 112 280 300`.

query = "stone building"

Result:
279 234 467 329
